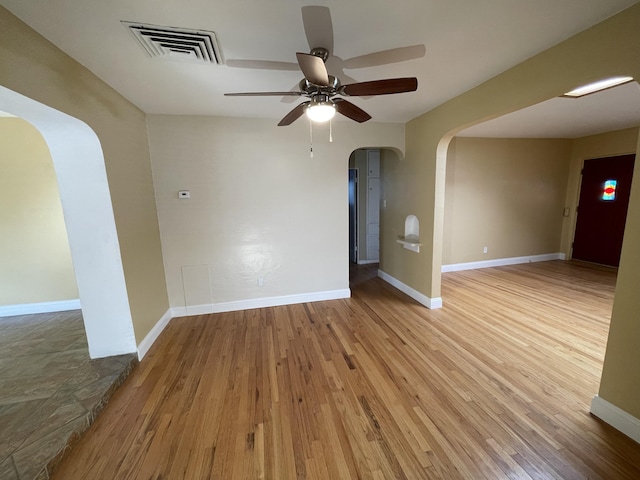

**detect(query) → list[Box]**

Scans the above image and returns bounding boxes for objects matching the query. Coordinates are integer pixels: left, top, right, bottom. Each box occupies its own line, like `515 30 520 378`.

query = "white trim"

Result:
171 289 352 318
137 309 173 361
0 299 81 317
377 270 442 309
590 395 640 444
357 259 379 265
441 253 566 273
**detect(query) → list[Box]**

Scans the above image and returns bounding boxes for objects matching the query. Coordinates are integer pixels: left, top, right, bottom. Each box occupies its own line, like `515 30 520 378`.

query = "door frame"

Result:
570 153 636 263
348 168 359 264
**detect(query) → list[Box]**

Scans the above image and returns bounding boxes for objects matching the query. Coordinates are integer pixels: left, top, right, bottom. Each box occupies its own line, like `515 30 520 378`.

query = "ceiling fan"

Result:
224 6 420 126
225 48 418 126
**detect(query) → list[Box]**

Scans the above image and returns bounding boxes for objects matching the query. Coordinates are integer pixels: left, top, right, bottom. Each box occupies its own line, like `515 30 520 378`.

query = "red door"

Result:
572 154 635 267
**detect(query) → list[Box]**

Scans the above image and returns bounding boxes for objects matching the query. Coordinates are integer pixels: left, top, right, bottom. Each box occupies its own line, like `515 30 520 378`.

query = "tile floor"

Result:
0 310 137 480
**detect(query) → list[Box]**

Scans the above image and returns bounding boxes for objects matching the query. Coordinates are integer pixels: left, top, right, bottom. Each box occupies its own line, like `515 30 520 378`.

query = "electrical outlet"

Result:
257 277 264 287
483 246 488 254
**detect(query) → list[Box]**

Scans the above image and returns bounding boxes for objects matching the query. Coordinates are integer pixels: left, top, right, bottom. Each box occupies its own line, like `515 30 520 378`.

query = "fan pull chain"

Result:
309 119 314 158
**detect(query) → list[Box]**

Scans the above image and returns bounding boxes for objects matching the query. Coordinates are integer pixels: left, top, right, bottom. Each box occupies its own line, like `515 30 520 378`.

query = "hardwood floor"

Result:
52 261 640 479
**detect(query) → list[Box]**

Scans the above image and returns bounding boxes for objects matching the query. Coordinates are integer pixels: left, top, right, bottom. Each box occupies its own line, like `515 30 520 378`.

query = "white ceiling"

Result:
459 81 640 138
1 0 639 134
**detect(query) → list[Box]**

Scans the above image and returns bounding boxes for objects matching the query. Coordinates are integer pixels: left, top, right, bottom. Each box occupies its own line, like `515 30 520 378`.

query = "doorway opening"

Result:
348 148 381 266
348 168 358 264
0 85 136 358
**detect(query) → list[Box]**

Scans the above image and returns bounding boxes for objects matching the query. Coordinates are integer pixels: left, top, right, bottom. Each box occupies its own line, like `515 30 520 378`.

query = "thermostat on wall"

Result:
178 190 190 199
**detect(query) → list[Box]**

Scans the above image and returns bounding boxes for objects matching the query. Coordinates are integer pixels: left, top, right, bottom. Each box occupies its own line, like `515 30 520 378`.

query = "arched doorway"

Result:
0 86 136 358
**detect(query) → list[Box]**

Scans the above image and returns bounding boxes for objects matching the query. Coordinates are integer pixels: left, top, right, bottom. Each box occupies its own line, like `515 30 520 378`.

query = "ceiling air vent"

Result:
122 21 223 64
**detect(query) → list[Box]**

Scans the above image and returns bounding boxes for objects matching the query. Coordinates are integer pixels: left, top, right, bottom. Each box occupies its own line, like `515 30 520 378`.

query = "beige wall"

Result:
599 132 640 419
147 115 404 309
0 7 168 344
0 117 78 305
442 130 637 266
384 4 640 421
443 137 571 264
560 127 639 256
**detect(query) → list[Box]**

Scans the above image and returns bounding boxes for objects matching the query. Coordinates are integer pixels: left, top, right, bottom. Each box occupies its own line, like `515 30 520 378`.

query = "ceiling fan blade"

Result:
342 45 426 69
301 6 333 55
278 102 309 126
225 59 299 71
281 82 304 103
340 78 418 97
334 99 371 123
225 91 303 97
296 52 329 86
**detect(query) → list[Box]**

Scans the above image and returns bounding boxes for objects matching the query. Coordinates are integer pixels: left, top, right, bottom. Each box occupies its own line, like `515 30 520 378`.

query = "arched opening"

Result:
0 86 136 358
347 147 402 286
440 80 640 274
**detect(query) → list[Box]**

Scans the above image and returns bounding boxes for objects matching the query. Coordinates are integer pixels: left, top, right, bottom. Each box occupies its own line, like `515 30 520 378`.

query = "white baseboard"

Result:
357 259 379 265
137 309 173 361
0 299 81 317
441 253 566 273
377 270 442 309
171 288 352 318
590 395 640 444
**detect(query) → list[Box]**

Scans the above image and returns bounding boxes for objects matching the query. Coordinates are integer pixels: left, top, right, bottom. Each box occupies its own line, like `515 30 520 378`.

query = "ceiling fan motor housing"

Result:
299 75 340 95
310 47 329 62
309 93 332 106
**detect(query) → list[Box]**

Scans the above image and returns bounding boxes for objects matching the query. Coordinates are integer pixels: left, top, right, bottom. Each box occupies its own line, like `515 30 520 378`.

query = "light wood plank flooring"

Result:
52 261 640 479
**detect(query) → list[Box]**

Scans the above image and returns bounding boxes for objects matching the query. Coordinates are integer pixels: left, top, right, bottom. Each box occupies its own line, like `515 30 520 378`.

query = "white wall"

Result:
147 116 404 313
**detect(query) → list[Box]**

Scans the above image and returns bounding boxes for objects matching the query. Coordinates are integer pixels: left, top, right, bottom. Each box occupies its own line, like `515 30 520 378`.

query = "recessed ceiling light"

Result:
563 76 634 98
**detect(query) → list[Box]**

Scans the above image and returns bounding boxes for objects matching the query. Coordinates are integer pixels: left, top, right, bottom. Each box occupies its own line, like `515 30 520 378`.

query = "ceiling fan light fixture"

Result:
306 99 336 123
563 76 634 98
